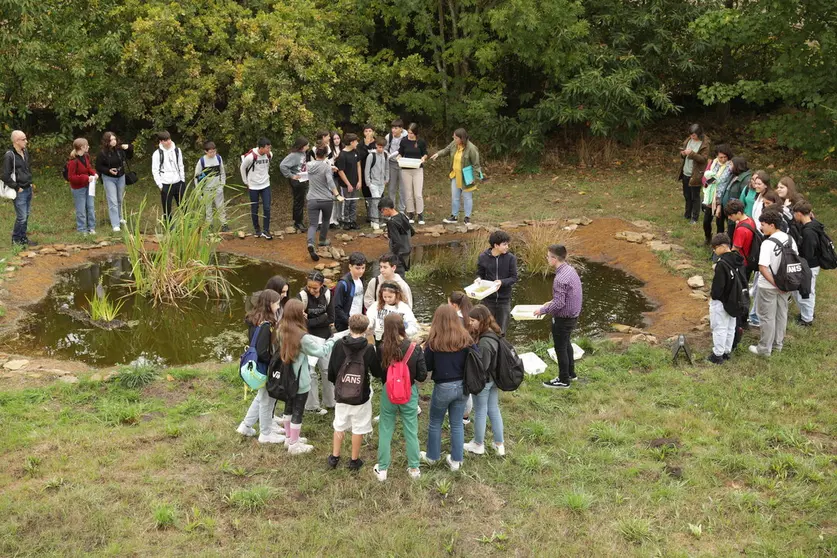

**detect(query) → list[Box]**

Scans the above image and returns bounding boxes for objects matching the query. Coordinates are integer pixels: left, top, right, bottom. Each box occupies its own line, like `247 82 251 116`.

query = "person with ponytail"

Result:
67 138 98 235
464 305 506 457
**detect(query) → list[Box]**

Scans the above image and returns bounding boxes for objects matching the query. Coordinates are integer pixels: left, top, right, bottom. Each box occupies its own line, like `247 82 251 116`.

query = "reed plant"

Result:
514 222 576 277
123 180 240 305
85 278 125 322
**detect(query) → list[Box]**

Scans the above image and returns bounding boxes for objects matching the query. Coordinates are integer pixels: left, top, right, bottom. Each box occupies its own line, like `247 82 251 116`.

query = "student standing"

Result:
421 305 473 471
96 132 133 232
702 144 732 243
536 244 583 389
366 283 418 343
364 137 390 230
237 289 284 443
327 314 382 471
476 230 519 334
3 131 36 246
66 138 98 235
298 271 335 415
364 253 413 309
464 305 505 456
721 157 752 235
396 123 428 224
385 120 408 211
792 201 822 327
358 124 377 223
279 137 310 232
373 313 427 481
151 131 186 223
378 196 414 275
305 146 341 261
333 252 367 332
432 128 483 225
336 133 362 230
277 299 337 455
329 131 343 227
193 141 228 231
676 123 710 224
240 137 273 239
707 233 746 364
749 210 797 357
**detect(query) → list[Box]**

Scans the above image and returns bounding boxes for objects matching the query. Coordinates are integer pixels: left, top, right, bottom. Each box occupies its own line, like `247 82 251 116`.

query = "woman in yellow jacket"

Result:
431 128 483 225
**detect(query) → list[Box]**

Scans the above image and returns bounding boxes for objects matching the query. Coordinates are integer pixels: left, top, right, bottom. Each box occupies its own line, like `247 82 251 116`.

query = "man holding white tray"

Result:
476 230 518 333
534 244 583 389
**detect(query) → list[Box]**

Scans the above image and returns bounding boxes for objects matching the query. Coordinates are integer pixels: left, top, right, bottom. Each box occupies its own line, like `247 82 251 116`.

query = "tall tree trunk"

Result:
437 0 450 129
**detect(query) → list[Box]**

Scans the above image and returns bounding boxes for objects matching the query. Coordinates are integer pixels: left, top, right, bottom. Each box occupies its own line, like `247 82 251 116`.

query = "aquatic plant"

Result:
85 278 125 322
514 222 576 277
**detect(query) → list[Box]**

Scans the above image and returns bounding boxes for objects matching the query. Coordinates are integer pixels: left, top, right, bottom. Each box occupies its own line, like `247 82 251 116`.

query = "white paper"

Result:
298 171 309 183
88 176 97 197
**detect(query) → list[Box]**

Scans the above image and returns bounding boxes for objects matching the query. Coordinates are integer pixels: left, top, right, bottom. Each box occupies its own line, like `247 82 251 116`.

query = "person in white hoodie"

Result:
240 137 273 240
151 131 186 222
364 253 413 310
366 282 418 343
385 120 408 212
194 140 228 231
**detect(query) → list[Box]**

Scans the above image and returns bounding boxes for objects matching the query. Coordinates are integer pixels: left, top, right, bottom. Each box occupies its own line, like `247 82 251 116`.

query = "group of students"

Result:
679 123 836 363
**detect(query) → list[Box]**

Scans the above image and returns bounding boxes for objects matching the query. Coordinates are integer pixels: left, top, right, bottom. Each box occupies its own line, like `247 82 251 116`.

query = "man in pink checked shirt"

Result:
534 244 583 389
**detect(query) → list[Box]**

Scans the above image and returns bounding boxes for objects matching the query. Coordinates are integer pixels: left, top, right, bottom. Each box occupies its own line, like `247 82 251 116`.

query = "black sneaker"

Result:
347 458 364 471
220 224 230 232
418 213 425 225
261 232 273 240
722 353 731 361
295 223 306 232
318 240 331 247
24 238 38 247
464 217 471 225
327 455 340 469
442 215 457 224
329 223 339 229
349 222 360 230
542 377 570 389
308 244 319 262
569 374 578 381
341 223 352 231
796 317 813 327
254 230 261 237
706 353 724 365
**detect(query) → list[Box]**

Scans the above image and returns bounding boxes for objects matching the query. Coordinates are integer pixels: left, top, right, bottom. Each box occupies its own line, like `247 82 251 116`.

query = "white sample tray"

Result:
465 279 500 300
398 157 423 169
519 352 547 375
511 305 546 321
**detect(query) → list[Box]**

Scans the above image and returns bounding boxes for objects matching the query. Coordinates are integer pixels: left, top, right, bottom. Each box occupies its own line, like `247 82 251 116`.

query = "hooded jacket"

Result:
2 148 32 189
327 335 382 405
711 251 746 317
67 154 96 190
799 220 824 269
306 159 337 201
151 142 185 188
476 249 519 304
299 288 333 339
333 272 364 331
722 169 752 208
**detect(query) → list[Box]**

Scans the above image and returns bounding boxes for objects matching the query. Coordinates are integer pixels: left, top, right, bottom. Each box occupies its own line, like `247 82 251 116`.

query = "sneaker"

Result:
260 232 273 240
284 436 308 447
112 227 121 233
689 219 698 225
373 415 380 424
492 442 506 456
258 432 286 444
236 422 256 437
347 458 364 471
89 229 96 235
796 317 813 327
463 217 470 225
295 223 307 232
349 222 360 230
419 451 437 466
408 467 421 479
706 353 725 365
446 454 462 471
329 223 339 229
120 219 127 225
318 240 331 247
542 377 571 389
373 464 388 481
341 223 352 231
288 442 314 455
254 230 261 237
308 244 320 262
327 454 340 469
371 222 381 230
463 440 485 455
408 213 415 224
462 416 471 426
417 406 422 416
271 418 286 435
442 215 457 224
748 345 765 357
418 213 425 225
569 374 578 381
307 407 328 416
722 353 731 361
220 224 230 232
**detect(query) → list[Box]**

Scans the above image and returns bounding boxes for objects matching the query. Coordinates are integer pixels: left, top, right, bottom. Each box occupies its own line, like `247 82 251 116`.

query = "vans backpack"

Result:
738 221 763 273
463 344 487 395
768 237 809 292
266 355 299 402
718 259 750 317
483 332 525 392
385 342 416 404
334 345 366 405
239 323 269 390
817 227 837 270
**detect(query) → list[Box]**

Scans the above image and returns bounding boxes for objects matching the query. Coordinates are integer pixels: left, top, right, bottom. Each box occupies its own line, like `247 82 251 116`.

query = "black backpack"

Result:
334 345 366 405
266 354 299 402
768 237 809 292
483 332 524 392
738 221 763 273
817 226 837 270
718 259 750 318
463 344 487 395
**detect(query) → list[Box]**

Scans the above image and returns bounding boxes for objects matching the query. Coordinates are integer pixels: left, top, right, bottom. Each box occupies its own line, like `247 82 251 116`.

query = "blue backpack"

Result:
240 322 269 390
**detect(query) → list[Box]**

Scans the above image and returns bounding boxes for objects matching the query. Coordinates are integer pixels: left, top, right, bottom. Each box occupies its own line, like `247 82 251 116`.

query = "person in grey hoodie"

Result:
279 137 310 232
151 131 186 223
306 145 341 261
364 137 390 230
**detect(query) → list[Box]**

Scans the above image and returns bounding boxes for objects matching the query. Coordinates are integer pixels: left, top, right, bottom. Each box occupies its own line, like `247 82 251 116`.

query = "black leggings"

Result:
682 176 700 221
283 391 308 424
702 204 725 241
289 179 307 227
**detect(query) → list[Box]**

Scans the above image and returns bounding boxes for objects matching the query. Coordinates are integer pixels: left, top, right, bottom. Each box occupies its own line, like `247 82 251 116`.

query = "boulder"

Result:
339 234 353 242
648 241 673 252
39 247 57 255
465 223 482 231
687 275 705 289
98 241 111 247
22 251 38 258
612 323 638 334
631 220 653 230
615 231 645 243
640 233 655 241
284 226 297 234
689 291 708 301
455 225 468 234
3 359 29 371
314 263 327 271
563 224 578 232
237 231 246 239
420 225 447 235
431 232 441 238
630 334 658 345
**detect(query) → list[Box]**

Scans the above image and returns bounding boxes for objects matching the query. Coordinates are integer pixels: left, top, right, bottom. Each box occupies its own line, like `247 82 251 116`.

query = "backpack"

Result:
239 323 269 390
158 147 182 174
385 342 416 405
368 151 387 173
738 221 764 273
241 148 271 177
299 288 330 308
334 345 367 405
266 356 299 402
463 344 487 395
768 237 809 292
817 226 837 270
1 150 18 200
483 332 525 392
718 259 750 318
198 155 223 181
62 156 84 182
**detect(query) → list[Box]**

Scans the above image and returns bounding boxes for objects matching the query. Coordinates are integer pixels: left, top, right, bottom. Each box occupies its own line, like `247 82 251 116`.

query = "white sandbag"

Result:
519 352 547 375
548 343 585 363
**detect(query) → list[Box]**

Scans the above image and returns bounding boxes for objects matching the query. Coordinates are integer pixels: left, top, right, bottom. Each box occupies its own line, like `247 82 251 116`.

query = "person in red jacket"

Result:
67 138 98 235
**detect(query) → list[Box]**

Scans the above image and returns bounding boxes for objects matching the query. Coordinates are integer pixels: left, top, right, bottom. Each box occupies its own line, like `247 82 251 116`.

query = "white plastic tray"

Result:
511 305 546 321
465 279 500 300
398 157 423 169
519 352 547 375
548 343 585 362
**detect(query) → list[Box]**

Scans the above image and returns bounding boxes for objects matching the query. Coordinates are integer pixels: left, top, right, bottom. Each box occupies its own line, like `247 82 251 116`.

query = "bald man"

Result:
2 131 36 246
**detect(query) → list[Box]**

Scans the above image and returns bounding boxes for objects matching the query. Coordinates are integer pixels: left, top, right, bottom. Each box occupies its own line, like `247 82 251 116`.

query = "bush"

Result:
114 365 158 389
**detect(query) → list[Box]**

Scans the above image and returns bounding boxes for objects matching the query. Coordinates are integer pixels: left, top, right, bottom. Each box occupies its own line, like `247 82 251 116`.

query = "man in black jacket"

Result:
2 131 36 246
792 201 823 326
476 230 519 333
708 233 746 364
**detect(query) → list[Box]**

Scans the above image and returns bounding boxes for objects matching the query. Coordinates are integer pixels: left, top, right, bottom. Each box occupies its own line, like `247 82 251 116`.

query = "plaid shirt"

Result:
540 263 582 318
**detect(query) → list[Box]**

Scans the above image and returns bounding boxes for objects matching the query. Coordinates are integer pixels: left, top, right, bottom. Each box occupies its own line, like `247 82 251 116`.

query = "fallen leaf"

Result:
166 374 175 382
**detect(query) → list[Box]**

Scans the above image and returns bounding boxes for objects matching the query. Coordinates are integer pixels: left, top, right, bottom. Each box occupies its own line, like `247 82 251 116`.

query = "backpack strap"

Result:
199 156 206 171
401 342 416 363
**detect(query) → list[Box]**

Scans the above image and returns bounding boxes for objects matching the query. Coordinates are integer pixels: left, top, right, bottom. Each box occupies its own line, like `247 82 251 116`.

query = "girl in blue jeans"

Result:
464 305 505 456
421 304 473 471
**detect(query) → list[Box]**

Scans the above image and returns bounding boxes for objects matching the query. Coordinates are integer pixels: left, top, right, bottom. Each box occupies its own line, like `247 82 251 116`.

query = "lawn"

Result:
1 150 836 556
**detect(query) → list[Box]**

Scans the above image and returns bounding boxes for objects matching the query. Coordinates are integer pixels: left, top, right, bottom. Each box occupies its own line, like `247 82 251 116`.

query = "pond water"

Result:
7 250 653 366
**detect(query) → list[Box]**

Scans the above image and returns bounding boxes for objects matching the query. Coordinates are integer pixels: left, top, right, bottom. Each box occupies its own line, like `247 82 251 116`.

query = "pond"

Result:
7 250 653 366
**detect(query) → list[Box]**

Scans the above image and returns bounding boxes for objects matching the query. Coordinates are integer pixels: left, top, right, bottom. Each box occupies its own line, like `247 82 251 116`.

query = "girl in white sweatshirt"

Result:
367 283 418 342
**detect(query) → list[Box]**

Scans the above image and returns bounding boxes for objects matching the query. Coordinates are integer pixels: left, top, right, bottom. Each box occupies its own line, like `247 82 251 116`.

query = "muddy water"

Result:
8 252 652 366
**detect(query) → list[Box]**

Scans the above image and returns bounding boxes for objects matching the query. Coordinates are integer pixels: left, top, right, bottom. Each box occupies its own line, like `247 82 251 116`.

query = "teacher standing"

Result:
431 128 483 226
396 123 428 225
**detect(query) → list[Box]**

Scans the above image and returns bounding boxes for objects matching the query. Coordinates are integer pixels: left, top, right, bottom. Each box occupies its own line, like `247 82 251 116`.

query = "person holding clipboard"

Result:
430 128 484 225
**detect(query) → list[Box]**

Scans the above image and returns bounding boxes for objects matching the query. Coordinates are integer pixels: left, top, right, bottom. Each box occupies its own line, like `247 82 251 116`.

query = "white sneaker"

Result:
271 418 286 435
236 422 256 437
288 442 314 455
419 451 437 465
373 464 388 482
446 454 462 471
462 417 471 426
307 407 328 416
408 468 421 479
373 415 380 424
748 345 764 356
112 227 121 232
285 436 308 447
463 440 485 455
258 432 286 444
371 222 381 230
492 442 506 456
417 406 422 415
120 219 127 225
88 229 96 235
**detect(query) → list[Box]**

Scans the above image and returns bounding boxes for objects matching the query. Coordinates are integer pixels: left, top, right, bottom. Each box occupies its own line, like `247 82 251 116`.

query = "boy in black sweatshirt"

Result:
791 200 823 326
708 233 746 364
378 196 414 277
327 314 382 470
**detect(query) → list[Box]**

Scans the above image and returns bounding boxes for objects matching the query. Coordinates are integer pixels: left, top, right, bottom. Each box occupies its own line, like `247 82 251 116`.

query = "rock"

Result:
3 359 29 371
39 247 57 255
631 220 653 229
629 334 649 344
314 263 327 271
327 262 340 269
612 324 634 333
98 241 111 247
541 219 559 226
687 275 705 289
455 225 468 234
57 375 79 384
647 241 673 252
640 232 655 241
89 373 103 382
22 251 38 258
465 223 481 231
689 291 708 301
420 225 447 235
338 234 353 242
563 224 578 232
53 244 67 251
701 314 710 324
330 247 343 260
58 252 70 257
284 226 297 234
237 231 246 239
615 231 644 243
499 221 525 229
431 232 441 238
371 229 385 236
674 264 694 271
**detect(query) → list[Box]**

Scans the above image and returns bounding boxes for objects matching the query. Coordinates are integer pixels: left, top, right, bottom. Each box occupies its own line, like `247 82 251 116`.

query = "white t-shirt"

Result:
367 301 418 341
350 279 364 316
758 230 798 290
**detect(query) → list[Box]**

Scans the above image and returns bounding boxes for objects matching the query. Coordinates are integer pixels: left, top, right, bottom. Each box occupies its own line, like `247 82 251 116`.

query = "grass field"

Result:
1 150 836 556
